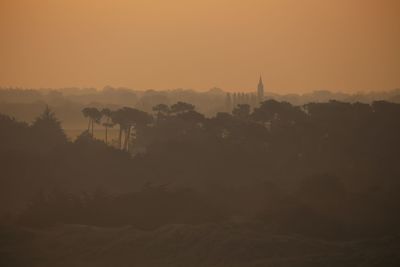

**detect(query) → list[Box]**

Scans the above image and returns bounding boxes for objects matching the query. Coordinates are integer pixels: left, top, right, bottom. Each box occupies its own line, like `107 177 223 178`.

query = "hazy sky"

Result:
1 0 399 93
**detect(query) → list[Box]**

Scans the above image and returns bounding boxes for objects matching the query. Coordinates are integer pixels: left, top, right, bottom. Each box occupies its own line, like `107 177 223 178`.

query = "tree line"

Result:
81 102 197 150
1 99 400 239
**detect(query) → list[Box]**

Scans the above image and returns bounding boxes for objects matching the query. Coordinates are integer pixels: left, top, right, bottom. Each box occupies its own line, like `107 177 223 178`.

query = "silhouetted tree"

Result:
31 106 67 151
253 100 306 125
82 107 102 136
152 103 170 123
232 104 250 118
170 102 195 115
111 109 127 149
111 107 152 151
101 108 114 144
177 110 205 123
121 107 152 151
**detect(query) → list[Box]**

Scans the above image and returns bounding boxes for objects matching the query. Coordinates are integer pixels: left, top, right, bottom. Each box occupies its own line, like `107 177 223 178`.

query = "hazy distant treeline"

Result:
1 86 399 130
1 99 399 240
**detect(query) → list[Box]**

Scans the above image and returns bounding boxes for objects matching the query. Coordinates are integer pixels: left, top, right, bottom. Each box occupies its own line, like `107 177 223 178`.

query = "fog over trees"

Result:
1 86 399 131
1 94 400 266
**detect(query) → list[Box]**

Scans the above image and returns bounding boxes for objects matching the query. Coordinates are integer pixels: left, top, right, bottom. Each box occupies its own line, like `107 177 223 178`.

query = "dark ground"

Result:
2 223 400 267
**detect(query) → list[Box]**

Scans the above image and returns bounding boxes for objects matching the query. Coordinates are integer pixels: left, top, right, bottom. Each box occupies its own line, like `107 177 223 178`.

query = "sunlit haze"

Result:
1 0 399 93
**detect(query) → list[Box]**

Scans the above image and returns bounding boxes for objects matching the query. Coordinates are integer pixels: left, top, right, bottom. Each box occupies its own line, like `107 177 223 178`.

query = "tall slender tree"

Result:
82 107 93 131
111 109 127 149
111 107 152 151
101 108 114 144
152 104 170 124
81 107 102 136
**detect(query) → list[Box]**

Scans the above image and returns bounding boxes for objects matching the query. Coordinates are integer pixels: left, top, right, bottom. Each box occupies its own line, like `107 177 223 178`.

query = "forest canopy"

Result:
0 99 399 240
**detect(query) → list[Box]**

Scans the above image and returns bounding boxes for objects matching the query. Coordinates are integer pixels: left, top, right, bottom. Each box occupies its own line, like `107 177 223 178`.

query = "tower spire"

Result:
257 75 264 103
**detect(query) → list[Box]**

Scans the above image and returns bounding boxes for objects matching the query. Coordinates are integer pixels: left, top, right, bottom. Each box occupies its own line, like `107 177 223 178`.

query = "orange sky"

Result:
0 0 399 93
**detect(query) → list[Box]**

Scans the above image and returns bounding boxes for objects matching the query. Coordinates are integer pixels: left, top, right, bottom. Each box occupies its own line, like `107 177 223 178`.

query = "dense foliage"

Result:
1 100 400 239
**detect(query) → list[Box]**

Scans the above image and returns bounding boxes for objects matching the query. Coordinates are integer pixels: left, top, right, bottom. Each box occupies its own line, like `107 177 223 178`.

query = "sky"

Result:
0 0 399 93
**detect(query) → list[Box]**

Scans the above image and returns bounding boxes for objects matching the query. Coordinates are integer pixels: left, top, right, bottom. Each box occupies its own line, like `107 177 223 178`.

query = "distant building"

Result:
257 76 264 103
226 76 265 112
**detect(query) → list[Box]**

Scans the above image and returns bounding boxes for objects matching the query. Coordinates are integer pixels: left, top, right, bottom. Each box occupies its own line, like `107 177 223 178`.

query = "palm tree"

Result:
111 109 127 149
82 107 93 131
81 107 102 136
112 107 152 151
101 108 114 144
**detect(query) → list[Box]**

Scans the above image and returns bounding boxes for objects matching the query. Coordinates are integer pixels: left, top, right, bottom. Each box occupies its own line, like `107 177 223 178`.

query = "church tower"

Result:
257 76 264 103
